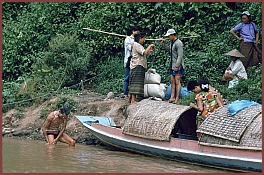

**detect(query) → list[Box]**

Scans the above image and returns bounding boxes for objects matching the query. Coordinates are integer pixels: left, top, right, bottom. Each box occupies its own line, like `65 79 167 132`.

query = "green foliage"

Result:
55 95 78 119
15 110 24 119
2 2 262 108
94 56 124 94
55 96 78 112
2 2 86 81
178 93 197 106
39 107 50 119
30 32 91 92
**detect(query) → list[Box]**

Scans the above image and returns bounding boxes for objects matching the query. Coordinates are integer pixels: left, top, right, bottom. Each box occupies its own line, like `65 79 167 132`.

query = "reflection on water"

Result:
2 137 230 173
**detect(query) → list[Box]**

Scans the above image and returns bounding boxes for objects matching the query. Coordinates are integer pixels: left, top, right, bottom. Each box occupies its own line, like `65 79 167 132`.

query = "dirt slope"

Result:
2 92 128 145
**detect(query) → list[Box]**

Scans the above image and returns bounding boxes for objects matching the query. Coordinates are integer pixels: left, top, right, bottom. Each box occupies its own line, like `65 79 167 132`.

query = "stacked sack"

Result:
144 69 167 100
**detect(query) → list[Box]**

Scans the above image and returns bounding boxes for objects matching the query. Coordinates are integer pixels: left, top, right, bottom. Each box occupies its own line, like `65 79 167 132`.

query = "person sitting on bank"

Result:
222 49 248 85
187 78 223 128
42 106 76 146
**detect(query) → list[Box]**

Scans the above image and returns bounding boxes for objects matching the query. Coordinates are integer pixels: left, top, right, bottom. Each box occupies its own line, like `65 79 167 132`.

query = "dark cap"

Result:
60 106 70 115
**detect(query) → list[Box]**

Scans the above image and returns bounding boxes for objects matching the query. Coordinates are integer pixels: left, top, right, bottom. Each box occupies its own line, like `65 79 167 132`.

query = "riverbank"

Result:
2 91 129 146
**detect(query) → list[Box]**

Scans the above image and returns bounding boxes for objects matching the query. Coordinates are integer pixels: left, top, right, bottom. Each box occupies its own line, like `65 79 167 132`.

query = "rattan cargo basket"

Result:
197 105 262 149
122 99 192 141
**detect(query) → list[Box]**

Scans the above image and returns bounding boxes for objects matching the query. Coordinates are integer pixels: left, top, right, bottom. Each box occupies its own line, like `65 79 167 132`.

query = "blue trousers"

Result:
123 67 130 96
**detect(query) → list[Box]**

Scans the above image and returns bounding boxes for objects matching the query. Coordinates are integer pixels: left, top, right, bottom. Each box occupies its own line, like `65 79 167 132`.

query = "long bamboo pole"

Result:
82 28 198 40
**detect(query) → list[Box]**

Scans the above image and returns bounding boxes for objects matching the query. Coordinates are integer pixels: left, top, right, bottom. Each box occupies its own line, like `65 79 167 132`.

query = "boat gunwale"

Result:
86 123 262 162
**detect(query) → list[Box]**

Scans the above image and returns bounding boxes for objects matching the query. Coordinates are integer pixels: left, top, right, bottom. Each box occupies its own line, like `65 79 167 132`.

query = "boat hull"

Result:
84 122 262 172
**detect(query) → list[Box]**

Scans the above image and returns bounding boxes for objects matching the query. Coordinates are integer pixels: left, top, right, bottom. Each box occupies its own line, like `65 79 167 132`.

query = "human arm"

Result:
230 23 243 41
216 96 223 107
230 30 243 41
42 115 53 144
125 37 134 51
225 66 231 74
190 101 203 112
255 32 259 47
159 38 170 52
174 41 183 71
51 117 68 144
225 62 232 74
228 61 243 76
143 44 155 55
252 22 260 46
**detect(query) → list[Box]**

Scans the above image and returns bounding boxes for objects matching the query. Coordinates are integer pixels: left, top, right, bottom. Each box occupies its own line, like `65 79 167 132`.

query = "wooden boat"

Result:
75 99 262 172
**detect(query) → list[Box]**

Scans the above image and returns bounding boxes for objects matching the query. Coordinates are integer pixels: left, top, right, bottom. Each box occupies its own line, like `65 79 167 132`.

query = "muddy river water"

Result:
2 137 232 173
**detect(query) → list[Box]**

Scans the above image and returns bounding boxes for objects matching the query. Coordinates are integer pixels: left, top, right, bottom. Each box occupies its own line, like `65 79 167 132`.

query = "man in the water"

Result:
42 106 76 146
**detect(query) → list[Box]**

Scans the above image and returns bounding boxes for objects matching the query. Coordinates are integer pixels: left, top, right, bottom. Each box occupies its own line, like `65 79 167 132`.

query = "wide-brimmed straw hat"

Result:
225 49 245 58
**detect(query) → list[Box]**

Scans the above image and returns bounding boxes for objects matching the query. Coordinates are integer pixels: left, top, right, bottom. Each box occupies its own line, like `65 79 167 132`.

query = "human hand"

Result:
159 38 165 43
189 102 196 108
238 37 244 41
51 139 57 145
255 43 258 47
174 67 179 71
149 44 155 52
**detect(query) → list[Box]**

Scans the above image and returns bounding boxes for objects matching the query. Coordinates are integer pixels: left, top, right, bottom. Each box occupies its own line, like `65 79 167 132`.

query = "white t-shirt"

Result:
227 59 248 79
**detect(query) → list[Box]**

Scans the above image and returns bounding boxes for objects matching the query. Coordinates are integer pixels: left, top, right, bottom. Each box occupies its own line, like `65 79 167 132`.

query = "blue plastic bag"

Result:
165 85 192 100
228 77 239 88
227 100 261 116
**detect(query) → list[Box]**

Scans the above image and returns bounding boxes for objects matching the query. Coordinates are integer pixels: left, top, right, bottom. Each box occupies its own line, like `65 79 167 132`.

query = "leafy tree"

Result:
2 2 262 109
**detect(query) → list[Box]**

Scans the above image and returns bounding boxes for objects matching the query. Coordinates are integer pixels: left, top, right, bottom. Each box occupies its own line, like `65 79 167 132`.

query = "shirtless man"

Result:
42 106 76 146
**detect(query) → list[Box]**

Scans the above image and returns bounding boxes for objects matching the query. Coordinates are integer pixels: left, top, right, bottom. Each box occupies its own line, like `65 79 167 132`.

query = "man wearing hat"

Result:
159 29 185 104
222 49 248 83
229 11 261 69
42 106 76 146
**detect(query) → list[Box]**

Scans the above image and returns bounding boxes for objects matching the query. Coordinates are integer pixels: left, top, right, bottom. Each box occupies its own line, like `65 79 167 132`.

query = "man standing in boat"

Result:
159 29 185 104
42 106 76 146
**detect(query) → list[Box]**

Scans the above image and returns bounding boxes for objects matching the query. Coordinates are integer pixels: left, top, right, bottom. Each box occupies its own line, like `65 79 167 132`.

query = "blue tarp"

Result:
165 85 192 100
227 100 261 116
75 115 116 126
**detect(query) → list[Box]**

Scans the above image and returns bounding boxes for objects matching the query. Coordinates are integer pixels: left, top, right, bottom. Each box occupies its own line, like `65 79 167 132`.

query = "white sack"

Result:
144 83 166 99
144 68 161 84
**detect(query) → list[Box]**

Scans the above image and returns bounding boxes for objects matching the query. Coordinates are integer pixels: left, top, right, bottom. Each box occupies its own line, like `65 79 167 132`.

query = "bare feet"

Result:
130 101 138 105
128 95 131 103
168 98 176 103
174 97 179 104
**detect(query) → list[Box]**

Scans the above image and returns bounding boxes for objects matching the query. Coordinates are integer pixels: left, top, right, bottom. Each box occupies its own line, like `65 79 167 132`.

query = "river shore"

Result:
2 91 128 146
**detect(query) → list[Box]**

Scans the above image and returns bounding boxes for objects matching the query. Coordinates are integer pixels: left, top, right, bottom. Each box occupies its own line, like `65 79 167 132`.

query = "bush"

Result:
2 2 262 108
55 96 78 112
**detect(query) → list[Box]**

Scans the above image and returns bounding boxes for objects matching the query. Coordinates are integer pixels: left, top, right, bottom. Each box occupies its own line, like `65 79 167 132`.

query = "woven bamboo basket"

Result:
122 99 193 141
197 105 262 149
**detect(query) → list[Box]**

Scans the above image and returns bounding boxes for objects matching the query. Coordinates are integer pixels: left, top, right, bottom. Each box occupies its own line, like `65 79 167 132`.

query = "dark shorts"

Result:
46 130 60 139
170 65 184 76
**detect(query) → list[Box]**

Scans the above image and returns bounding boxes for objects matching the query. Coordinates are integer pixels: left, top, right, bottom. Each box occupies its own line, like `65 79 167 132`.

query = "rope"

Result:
3 66 117 106
2 93 53 106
